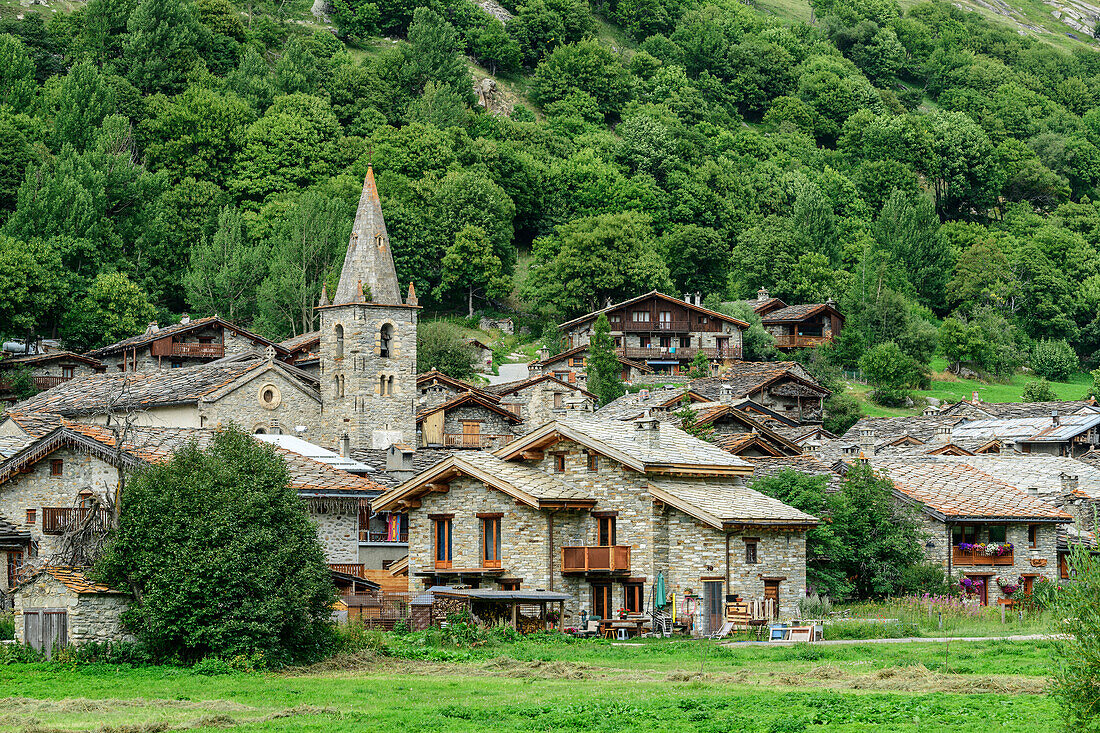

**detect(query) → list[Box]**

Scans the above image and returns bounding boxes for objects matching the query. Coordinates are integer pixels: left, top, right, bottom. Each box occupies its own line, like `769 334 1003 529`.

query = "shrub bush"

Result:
0 610 13 640
1031 339 1079 381
1021 378 1058 402
1053 546 1100 729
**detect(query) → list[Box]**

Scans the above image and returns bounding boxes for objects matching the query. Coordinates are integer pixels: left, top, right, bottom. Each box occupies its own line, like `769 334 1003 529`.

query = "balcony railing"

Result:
41 507 112 535
170 342 225 358
440 433 511 449
773 334 831 349
360 531 409 543
618 346 742 361
34 376 72 390
617 320 722 333
328 563 367 577
952 547 1015 566
561 545 631 573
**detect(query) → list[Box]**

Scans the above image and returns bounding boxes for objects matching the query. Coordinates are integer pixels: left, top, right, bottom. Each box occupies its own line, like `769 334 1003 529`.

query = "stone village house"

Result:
744 288 845 351
0 351 106 407
14 566 131 654
373 415 817 633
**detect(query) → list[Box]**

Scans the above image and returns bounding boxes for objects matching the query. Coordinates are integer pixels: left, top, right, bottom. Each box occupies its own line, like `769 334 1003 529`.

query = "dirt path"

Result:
719 633 1060 647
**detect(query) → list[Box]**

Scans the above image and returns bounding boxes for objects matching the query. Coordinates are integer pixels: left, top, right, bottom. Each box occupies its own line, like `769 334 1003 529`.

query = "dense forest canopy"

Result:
3 0 1100 385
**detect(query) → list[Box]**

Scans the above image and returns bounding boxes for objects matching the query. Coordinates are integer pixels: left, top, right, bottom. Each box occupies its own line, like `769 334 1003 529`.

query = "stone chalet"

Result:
372 415 817 633
0 421 388 602
14 566 131 653
0 351 106 407
278 331 321 376
691 362 831 424
86 315 289 373
483 374 596 431
528 344 651 386
555 291 749 377
747 288 845 351
3 354 322 439
855 458 1072 605
417 391 524 450
938 397 1100 421
467 339 494 373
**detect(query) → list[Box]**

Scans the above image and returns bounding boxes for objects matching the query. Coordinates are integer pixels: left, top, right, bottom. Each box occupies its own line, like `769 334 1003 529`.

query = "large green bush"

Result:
1053 547 1100 729
1031 339 1079 381
96 426 336 666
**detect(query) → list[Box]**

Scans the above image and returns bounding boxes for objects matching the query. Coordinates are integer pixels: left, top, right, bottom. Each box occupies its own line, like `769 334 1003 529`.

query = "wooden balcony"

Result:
170 342 225 358
618 320 721 333
952 547 1014 566
441 433 510 449
561 545 631 574
773 334 830 349
618 346 742 361
328 563 367 577
33 376 72 390
360 530 408 543
41 507 111 535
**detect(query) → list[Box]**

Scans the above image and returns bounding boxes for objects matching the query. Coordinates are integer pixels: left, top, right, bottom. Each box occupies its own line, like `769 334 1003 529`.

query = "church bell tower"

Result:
318 167 419 451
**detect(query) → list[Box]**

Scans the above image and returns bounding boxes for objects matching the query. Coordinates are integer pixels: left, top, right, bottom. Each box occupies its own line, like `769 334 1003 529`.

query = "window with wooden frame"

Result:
744 539 759 564
553 392 564 409
433 516 453 568
597 516 616 546
624 582 643 613
500 580 520 591
587 451 599 472
553 453 566 473
49 460 63 477
62 366 74 379
988 524 1007 543
25 509 36 524
480 515 502 568
632 311 650 322
1028 524 1039 548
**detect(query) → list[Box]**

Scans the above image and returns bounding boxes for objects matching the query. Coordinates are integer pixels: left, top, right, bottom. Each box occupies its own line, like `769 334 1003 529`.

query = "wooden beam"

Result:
520 450 544 460
425 483 449 493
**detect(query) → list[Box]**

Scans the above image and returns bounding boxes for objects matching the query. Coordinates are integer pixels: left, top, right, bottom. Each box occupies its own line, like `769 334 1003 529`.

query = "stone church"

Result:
316 167 420 452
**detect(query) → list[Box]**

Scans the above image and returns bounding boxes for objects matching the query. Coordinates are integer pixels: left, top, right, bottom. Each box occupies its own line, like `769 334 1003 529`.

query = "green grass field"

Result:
0 636 1063 731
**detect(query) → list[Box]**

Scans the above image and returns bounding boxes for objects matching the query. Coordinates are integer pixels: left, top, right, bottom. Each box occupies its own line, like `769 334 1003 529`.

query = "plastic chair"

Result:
616 628 629 641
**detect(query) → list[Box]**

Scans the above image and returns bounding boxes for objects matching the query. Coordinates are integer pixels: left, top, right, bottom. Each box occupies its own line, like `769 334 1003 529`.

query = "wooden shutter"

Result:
24 610 40 650
43 611 67 659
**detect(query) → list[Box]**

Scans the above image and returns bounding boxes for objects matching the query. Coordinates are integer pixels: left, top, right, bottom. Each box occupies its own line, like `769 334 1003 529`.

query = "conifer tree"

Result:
587 313 625 406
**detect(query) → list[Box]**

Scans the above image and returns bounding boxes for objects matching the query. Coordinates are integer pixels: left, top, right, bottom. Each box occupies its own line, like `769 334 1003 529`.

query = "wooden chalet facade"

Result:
556 292 749 377
749 289 844 350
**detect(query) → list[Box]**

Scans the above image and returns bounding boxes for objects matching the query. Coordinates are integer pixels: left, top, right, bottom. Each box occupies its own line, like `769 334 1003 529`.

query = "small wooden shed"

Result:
14 567 131 657
430 588 571 633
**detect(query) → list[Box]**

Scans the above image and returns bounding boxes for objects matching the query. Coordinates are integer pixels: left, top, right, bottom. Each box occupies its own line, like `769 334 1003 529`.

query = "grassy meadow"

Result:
0 634 1063 732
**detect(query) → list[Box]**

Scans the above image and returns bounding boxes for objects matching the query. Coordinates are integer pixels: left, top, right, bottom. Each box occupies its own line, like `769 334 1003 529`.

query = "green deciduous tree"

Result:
1022 378 1058 402
123 0 211 95
0 33 37 113
435 225 510 317
859 340 919 406
0 236 66 341
96 426 336 665
587 313 625 406
184 205 266 324
1031 338 1079 381
659 224 728 297
532 39 630 119
62 271 155 351
1052 545 1100 729
417 320 476 378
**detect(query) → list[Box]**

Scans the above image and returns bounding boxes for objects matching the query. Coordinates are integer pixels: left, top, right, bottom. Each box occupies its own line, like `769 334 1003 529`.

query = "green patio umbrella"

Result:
654 572 667 609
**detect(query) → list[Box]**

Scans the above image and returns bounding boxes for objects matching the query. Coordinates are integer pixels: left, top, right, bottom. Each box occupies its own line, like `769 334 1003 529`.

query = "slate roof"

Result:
557 290 749 331
483 374 596 400
279 331 321 353
690 362 830 400
760 303 842 324
529 344 652 373
86 316 282 359
926 454 1100 500
0 513 31 548
647 476 819 528
0 351 105 369
748 456 844 493
951 414 1100 444
939 399 1099 420
498 416 753 472
1 412 63 438
351 448 450 487
870 459 1074 522
18 566 127 595
596 387 696 421
415 392 522 423
8 359 316 418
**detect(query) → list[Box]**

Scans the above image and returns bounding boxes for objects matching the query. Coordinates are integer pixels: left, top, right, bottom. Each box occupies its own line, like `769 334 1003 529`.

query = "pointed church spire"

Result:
334 166 402 305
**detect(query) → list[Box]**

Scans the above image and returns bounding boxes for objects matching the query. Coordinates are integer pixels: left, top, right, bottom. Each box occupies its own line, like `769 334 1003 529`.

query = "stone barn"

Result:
14 567 131 656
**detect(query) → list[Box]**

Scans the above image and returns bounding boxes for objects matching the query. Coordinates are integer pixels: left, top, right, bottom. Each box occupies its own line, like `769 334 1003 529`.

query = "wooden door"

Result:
764 580 781 618
462 421 480 448
1022 576 1035 597
423 411 444 446
592 584 612 619
703 581 723 635
24 610 67 659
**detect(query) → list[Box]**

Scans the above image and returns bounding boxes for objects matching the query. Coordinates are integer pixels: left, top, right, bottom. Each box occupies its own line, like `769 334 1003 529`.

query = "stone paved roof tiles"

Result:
0 351 105 369
939 399 1099 419
690 362 829 401
647 476 818 528
86 316 281 359
458 451 592 502
748 456 843 493
31 566 126 594
760 303 839 323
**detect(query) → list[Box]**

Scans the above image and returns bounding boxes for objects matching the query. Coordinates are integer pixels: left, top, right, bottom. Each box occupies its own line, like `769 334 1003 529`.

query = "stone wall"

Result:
15 575 130 647
441 405 516 440
28 360 101 382
913 509 1062 603
308 504 359 564
319 303 418 451
0 448 115 560
200 369 322 440
501 383 591 431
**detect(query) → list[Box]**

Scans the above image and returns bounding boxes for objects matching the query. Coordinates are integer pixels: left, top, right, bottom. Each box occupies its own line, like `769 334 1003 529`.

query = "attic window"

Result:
49 459 63 477
553 454 566 473
26 508 36 524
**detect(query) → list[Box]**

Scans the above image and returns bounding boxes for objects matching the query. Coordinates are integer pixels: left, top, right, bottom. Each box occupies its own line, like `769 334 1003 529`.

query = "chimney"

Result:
634 410 661 448
386 443 416 482
934 424 952 444
180 313 190 325
719 384 736 404
1061 472 1079 493
537 347 550 362
318 282 329 308
859 427 875 455
757 287 769 302
146 321 159 335
1052 410 1061 427
1027 487 1039 496
683 293 691 303
695 292 702 306
339 433 351 457
971 391 980 405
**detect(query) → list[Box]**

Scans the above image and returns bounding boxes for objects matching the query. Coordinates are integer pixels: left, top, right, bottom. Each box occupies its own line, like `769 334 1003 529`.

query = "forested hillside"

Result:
3 0 1100 392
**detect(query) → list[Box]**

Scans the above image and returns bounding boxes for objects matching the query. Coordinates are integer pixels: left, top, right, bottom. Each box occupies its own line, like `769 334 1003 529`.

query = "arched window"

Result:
336 374 345 397
380 324 393 358
254 428 266 434
335 324 344 359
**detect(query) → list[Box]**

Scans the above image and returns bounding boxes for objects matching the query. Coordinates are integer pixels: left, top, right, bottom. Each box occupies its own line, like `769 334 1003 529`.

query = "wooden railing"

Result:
33 376 71 390
561 545 631 573
328 563 367 577
773 334 830 349
360 531 409 543
441 433 510 449
41 507 111 535
952 547 1014 566
170 342 225 358
618 346 741 361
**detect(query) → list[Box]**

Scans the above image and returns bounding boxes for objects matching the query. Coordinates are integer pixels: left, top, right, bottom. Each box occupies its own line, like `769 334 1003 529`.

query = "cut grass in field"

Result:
0 637 1062 731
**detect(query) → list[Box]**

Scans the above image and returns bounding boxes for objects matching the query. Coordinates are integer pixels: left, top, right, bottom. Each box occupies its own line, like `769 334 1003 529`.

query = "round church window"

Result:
258 383 282 410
